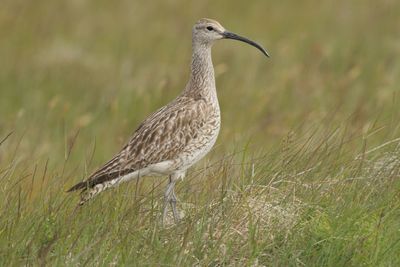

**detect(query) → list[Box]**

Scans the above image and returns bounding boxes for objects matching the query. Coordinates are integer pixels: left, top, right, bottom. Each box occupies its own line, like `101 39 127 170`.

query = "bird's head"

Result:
192 18 270 57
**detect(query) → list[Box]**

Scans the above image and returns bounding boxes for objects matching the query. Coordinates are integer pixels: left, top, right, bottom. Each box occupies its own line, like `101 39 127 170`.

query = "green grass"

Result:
1 0 400 265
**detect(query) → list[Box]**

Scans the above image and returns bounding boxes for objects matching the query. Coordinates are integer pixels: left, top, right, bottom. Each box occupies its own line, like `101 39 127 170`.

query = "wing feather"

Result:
67 96 209 191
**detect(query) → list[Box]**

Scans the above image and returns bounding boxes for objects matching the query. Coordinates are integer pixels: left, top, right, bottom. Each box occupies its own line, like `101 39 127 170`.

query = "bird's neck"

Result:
183 44 218 103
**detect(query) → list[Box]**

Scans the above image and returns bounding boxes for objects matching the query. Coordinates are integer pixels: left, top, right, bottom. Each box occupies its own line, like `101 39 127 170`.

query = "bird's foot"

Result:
162 194 182 226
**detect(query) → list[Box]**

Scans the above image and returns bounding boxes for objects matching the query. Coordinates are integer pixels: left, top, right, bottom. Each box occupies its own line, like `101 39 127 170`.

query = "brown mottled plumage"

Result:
67 18 269 223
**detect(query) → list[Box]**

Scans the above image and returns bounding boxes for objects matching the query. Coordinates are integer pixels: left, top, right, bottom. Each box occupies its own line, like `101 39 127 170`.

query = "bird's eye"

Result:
206 26 214 31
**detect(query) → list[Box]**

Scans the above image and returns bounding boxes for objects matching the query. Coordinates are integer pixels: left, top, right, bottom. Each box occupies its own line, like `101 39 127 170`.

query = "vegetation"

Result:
1 0 399 265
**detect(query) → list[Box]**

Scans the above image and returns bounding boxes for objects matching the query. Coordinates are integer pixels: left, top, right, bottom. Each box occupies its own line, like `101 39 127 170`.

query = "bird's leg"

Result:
170 188 180 223
162 175 177 225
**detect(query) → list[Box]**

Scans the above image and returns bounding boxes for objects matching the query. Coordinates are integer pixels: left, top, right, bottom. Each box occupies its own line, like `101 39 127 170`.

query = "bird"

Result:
67 18 269 224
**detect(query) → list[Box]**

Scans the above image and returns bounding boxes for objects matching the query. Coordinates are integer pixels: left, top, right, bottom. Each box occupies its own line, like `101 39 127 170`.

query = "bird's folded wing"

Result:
67 97 209 191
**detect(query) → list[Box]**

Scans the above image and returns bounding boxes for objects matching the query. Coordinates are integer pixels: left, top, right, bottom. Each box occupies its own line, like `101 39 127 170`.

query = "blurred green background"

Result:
1 0 400 265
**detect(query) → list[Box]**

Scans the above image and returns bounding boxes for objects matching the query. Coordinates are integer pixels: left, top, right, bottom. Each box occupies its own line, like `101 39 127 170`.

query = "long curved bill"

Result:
222 31 270 58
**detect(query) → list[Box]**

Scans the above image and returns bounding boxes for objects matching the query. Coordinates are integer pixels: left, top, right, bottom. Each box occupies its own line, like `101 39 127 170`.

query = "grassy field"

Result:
1 0 400 265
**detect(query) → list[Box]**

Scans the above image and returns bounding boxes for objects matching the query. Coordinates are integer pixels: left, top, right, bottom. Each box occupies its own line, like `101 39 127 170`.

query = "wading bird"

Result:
68 18 269 224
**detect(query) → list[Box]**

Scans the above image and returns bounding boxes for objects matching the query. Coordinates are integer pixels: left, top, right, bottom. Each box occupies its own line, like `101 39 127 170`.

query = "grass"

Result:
1 0 400 265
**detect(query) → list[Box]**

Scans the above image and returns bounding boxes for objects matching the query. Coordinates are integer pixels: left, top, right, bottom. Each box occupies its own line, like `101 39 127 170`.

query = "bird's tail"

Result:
74 181 115 206
78 188 96 206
